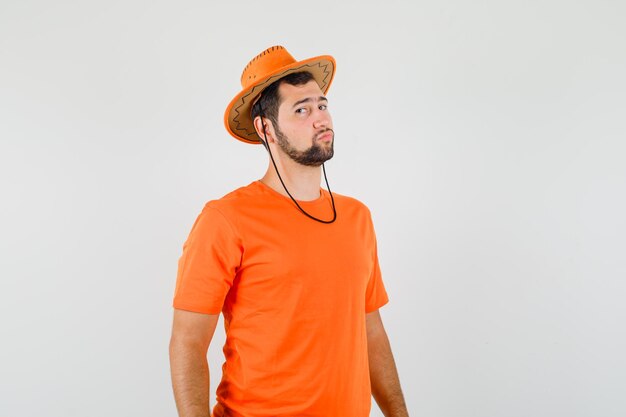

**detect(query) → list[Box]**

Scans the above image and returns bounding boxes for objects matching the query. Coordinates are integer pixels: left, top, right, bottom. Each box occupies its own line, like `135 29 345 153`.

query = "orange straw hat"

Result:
224 45 336 144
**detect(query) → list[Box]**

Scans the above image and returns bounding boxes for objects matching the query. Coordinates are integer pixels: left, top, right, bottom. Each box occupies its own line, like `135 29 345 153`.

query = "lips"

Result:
315 130 333 141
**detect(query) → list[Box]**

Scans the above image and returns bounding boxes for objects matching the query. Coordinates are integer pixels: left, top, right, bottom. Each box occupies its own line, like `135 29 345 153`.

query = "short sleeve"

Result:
173 204 242 314
364 218 389 313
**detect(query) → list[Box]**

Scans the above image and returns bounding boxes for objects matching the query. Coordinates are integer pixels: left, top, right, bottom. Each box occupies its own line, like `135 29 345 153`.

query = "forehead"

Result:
277 80 324 105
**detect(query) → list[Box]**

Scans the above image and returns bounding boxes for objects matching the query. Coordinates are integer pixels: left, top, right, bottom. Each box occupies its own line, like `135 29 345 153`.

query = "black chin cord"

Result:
258 111 337 224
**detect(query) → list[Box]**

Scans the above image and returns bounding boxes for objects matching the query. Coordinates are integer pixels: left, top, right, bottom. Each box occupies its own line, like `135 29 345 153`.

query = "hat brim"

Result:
224 55 336 144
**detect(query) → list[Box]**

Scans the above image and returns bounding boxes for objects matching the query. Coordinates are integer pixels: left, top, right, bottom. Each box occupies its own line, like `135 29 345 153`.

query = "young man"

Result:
169 46 409 417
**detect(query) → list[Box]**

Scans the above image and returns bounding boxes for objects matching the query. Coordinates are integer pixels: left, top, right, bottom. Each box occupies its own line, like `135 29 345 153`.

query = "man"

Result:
169 45 409 417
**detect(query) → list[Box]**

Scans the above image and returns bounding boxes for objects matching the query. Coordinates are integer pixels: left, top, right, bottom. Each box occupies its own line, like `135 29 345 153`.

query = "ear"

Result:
253 116 274 142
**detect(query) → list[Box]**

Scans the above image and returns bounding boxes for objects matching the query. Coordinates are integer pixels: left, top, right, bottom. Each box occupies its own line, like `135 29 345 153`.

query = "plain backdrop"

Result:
1 0 625 416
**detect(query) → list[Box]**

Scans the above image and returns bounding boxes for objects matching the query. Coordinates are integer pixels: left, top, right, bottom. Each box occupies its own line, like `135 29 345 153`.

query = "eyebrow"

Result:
291 96 328 109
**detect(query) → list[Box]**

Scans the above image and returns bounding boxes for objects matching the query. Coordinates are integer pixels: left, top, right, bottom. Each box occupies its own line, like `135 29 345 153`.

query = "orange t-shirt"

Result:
173 181 389 417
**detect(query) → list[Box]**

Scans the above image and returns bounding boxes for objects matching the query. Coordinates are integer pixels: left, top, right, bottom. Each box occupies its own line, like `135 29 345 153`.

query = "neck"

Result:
261 156 322 201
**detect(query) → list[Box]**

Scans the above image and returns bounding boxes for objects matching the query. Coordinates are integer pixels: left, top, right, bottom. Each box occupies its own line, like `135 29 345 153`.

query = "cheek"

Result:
281 120 311 139
279 125 298 139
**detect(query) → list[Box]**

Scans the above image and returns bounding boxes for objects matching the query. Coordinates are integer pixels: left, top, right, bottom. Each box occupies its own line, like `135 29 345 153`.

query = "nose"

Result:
313 108 332 130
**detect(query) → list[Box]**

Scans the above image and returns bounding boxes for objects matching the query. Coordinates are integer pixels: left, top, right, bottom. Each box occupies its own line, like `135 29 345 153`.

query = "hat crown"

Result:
240 45 296 88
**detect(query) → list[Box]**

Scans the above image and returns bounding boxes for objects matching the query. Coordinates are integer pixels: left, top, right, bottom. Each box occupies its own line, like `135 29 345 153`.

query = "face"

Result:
272 80 334 167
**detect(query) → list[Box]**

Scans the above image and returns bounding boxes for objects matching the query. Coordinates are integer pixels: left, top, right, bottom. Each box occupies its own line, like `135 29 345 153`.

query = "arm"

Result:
169 309 220 417
366 310 409 417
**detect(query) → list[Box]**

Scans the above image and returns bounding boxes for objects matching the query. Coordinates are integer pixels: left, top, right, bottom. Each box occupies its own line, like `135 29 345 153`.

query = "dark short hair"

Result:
250 71 316 137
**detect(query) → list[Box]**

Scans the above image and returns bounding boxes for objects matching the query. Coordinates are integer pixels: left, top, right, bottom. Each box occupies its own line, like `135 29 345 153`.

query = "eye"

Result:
319 104 328 111
295 108 308 115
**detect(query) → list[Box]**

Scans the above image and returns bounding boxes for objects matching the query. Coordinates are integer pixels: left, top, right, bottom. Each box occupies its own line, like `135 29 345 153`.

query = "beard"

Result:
274 127 335 167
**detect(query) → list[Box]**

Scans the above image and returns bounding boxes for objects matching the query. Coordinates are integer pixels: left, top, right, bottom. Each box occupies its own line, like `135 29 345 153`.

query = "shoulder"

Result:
330 190 372 214
327 190 377 230
204 182 261 213
183 184 259 243
193 182 268 233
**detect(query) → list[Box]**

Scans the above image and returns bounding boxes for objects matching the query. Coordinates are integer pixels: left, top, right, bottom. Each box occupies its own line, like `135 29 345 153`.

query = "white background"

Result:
1 0 625 416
